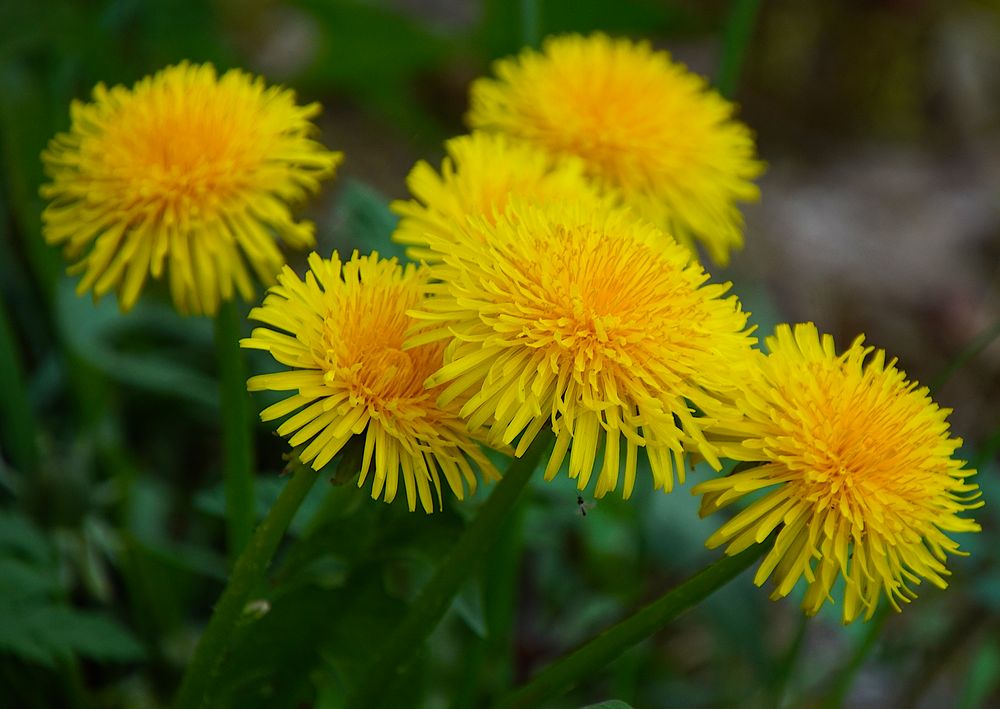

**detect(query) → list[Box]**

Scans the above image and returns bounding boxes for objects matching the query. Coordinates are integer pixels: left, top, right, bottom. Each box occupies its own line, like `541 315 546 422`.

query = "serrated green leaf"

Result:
0 602 144 666
44 607 145 662
214 571 408 709
55 279 218 409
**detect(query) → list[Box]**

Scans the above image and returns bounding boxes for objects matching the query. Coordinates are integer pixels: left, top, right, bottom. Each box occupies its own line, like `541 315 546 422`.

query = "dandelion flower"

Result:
692 323 982 623
409 200 755 498
391 131 601 262
468 33 763 265
242 251 498 513
41 62 342 315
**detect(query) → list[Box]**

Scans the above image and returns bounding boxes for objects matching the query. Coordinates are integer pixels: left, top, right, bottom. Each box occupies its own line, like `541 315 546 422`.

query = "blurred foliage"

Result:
0 0 997 707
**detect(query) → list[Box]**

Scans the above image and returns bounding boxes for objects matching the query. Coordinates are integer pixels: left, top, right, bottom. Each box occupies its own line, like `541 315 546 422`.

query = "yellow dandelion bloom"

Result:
391 131 601 262
241 251 499 513
408 200 755 498
692 323 982 623
467 33 764 265
41 62 342 315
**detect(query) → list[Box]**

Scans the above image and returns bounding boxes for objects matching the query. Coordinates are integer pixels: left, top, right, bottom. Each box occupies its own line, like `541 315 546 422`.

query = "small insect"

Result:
243 598 271 620
576 495 596 517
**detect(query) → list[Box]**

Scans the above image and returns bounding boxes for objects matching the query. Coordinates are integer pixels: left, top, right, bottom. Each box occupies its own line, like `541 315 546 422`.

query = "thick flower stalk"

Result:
408 200 756 498
468 33 764 265
242 251 498 512
693 323 982 623
391 131 601 262
41 62 342 315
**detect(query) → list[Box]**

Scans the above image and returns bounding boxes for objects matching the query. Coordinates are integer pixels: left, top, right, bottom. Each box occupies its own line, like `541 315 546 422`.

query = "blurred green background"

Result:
1 0 998 707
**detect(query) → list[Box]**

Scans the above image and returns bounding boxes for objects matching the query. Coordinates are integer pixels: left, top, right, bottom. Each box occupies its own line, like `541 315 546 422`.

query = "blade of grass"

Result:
958 633 1000 709
483 496 526 693
714 0 762 99
347 430 554 709
496 541 770 709
215 301 255 563
930 315 1000 392
769 614 808 707
173 462 318 709
972 426 1000 470
821 605 889 709
0 298 39 474
897 605 985 707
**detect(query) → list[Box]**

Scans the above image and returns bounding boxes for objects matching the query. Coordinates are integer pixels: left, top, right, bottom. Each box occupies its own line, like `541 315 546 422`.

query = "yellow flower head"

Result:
409 200 755 498
391 131 601 262
41 62 343 315
467 33 764 265
242 251 499 513
693 323 982 623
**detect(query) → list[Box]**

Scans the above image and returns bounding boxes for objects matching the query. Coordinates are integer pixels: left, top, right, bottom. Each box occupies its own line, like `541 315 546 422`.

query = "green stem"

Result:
215 301 255 563
715 0 762 99
520 0 541 48
496 542 769 709
0 298 39 474
930 315 1000 392
173 463 318 709
347 430 554 709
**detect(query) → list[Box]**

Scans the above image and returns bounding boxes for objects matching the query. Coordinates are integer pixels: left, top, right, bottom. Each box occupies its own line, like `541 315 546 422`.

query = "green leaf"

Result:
194 472 329 535
477 0 696 61
42 607 145 662
453 578 487 639
131 0 232 68
293 0 447 91
213 571 408 709
118 533 227 648
0 511 52 562
55 278 218 410
329 179 406 262
495 540 769 709
0 512 144 667
0 602 144 666
958 638 1000 709
0 558 59 602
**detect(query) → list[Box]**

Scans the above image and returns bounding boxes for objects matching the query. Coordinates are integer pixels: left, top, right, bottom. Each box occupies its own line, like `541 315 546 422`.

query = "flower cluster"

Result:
42 34 980 619
407 199 755 497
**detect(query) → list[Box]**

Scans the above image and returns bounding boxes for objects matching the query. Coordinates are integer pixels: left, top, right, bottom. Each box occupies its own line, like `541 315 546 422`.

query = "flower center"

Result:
320 302 441 416
491 219 707 395
88 89 270 224
772 360 946 528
